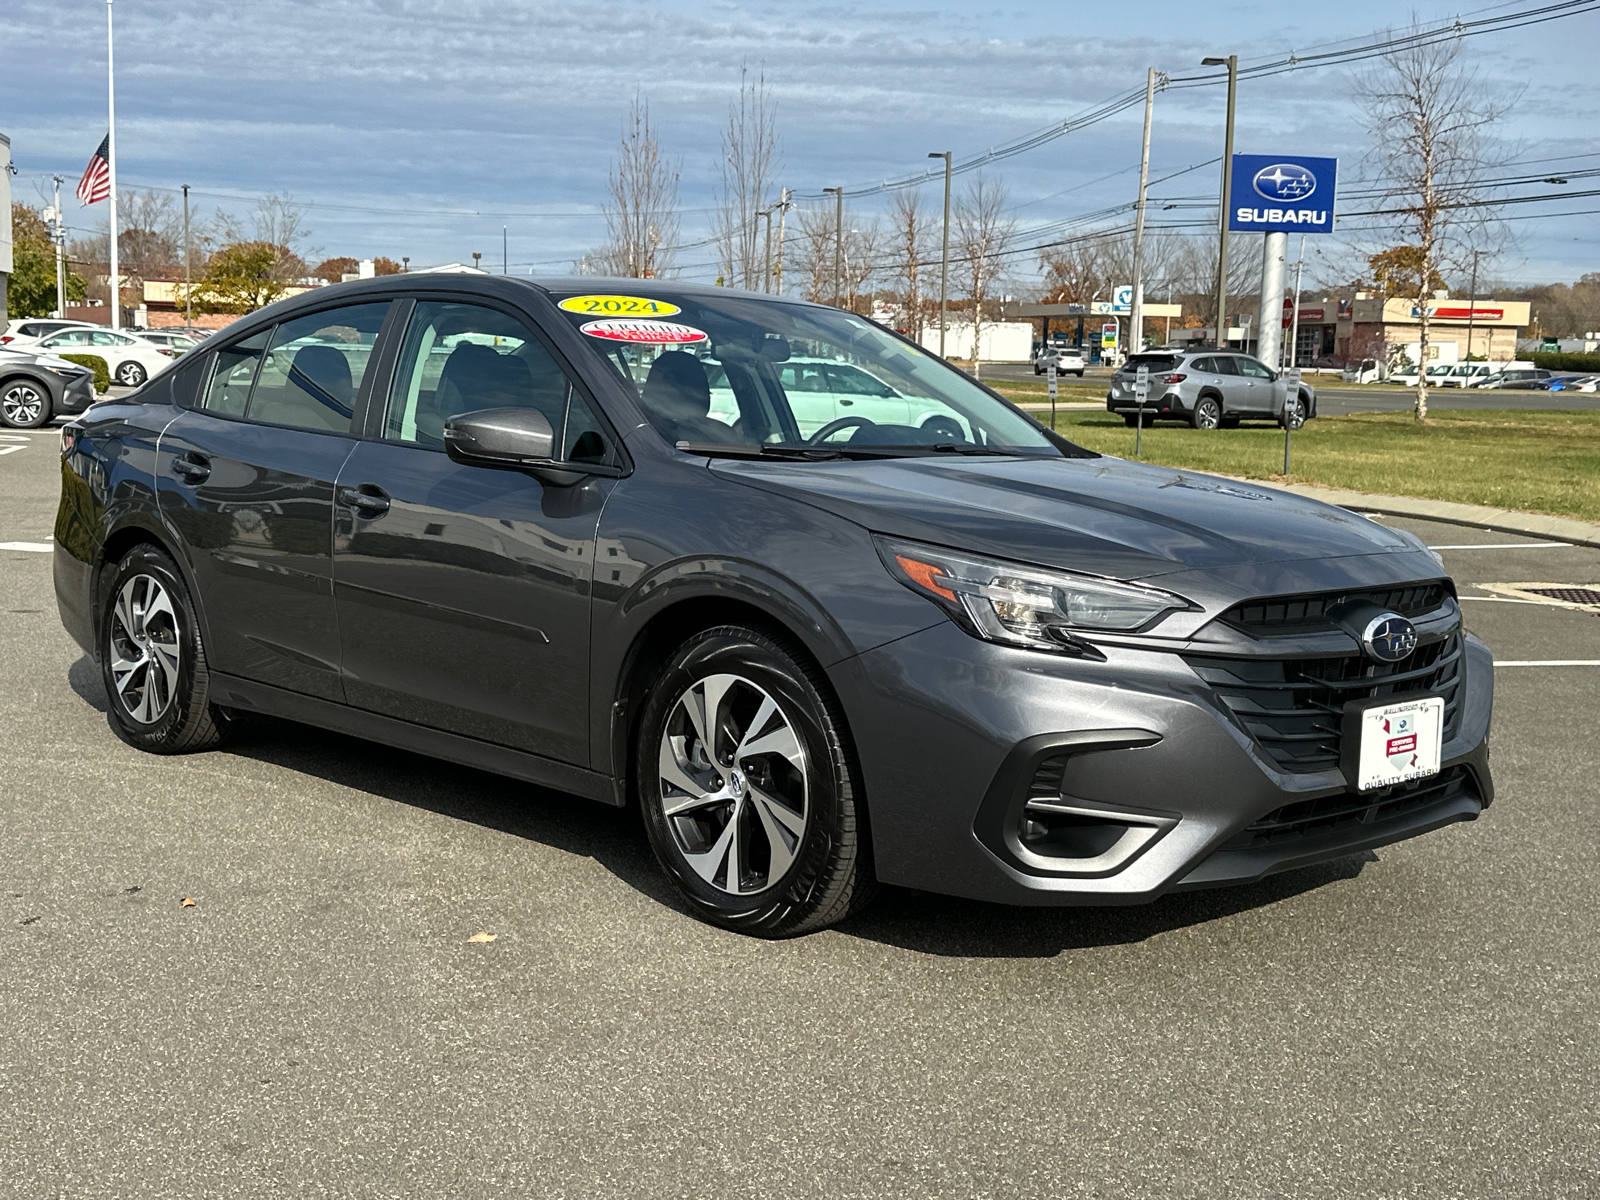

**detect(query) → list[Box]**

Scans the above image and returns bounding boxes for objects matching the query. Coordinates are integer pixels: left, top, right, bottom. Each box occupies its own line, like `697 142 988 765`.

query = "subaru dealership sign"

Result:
1227 154 1337 233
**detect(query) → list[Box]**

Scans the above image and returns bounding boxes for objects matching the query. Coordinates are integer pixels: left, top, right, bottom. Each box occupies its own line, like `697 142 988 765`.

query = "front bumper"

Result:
830 620 1493 906
56 372 96 415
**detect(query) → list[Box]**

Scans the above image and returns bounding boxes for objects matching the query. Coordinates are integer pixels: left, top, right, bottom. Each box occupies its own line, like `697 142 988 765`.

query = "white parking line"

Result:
1429 542 1572 550
1496 660 1600 667
0 542 52 553
0 446 25 456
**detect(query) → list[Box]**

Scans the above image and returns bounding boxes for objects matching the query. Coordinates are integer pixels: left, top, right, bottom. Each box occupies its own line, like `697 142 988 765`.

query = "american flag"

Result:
76 135 111 205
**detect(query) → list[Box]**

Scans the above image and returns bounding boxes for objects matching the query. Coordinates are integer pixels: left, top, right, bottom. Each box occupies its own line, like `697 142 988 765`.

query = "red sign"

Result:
579 318 707 344
1386 734 1418 756
1411 306 1503 321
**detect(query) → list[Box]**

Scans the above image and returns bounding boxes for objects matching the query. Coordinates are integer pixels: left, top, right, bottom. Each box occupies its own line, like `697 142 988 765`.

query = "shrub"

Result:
1530 351 1600 372
59 354 111 393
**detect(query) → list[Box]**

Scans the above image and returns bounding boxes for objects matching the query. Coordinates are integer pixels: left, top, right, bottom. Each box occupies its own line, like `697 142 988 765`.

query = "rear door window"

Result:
246 304 389 432
1210 356 1240 375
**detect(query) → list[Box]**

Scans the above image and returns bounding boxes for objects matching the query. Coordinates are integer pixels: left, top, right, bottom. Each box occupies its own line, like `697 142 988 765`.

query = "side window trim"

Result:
355 297 413 439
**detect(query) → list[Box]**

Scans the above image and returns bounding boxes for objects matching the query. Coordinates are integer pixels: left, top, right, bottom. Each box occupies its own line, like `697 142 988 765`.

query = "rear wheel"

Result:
1190 396 1222 430
100 545 233 753
115 361 148 387
0 380 51 429
636 624 874 937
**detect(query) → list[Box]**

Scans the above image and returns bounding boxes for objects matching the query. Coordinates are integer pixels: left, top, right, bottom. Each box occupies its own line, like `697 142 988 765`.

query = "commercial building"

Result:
1340 294 1531 364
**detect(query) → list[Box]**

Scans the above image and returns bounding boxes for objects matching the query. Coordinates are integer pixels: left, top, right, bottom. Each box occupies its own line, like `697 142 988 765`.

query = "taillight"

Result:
157 348 175 357
0 336 12 344
1165 373 1187 384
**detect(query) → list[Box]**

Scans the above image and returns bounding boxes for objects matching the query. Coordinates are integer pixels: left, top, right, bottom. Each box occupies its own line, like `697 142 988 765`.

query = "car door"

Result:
1205 355 1248 409
1234 355 1281 413
331 297 621 767
777 361 839 437
155 301 392 702
824 362 912 430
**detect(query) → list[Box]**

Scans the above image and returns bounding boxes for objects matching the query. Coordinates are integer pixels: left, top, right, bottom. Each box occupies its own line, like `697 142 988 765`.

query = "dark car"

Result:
51 276 1494 936
0 349 97 428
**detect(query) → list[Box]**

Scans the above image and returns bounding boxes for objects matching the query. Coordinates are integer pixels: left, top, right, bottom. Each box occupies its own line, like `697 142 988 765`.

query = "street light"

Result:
822 187 843 307
929 151 952 358
1202 54 1238 349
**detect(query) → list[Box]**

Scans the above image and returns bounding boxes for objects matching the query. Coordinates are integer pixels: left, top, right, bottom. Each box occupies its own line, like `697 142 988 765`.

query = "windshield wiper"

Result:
929 442 1014 455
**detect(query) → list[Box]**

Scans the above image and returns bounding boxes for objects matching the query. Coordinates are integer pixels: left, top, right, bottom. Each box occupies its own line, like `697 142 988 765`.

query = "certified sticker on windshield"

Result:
579 318 707 345
559 294 682 317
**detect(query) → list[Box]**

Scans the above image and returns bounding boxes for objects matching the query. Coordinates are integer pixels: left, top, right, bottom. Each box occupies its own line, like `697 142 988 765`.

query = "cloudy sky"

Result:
5 0 1598 288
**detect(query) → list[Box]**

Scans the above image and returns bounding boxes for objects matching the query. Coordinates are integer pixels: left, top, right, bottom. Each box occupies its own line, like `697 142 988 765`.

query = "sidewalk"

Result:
1247 479 1600 549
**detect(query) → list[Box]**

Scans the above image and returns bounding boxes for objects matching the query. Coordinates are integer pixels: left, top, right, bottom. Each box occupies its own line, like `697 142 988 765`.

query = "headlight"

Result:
876 536 1191 651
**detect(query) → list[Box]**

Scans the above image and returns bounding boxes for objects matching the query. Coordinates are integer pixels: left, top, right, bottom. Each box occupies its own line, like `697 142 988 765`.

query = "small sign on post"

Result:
1282 366 1303 475
1046 360 1058 428
1134 364 1150 457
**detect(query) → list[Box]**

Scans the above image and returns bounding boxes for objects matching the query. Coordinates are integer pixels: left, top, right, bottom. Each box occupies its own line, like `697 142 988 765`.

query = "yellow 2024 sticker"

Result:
558 294 681 317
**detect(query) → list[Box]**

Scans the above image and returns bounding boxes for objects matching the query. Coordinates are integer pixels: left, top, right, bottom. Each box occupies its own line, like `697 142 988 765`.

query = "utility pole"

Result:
106 0 121 328
1464 248 1484 362
1201 54 1237 349
928 151 952 357
51 176 67 319
181 183 191 324
823 187 843 307
1129 69 1159 358
760 207 773 292
773 188 791 295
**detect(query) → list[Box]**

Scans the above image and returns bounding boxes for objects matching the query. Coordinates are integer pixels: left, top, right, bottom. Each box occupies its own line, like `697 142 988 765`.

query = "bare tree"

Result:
713 65 780 289
887 189 931 335
792 204 837 303
953 175 1014 373
599 94 680 279
842 219 881 314
216 193 316 285
1355 27 1514 420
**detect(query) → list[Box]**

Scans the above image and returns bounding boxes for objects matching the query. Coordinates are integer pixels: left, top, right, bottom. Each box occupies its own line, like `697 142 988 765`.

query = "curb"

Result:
1246 480 1600 549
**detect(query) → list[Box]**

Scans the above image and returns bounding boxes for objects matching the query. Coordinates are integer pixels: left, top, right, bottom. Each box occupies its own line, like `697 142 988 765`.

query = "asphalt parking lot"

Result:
3 423 1598 1198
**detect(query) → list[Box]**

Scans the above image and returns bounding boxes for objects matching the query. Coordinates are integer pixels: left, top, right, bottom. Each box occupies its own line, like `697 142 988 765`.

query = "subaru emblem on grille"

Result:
1361 613 1418 663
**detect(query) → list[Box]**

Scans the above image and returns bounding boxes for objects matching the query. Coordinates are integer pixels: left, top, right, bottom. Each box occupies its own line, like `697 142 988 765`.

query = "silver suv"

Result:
1106 349 1316 430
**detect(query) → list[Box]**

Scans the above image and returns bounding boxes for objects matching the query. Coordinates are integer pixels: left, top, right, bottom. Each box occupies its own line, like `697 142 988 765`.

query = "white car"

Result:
1034 346 1087 376
132 329 205 353
0 318 104 346
18 326 178 387
1389 363 1456 388
704 355 973 441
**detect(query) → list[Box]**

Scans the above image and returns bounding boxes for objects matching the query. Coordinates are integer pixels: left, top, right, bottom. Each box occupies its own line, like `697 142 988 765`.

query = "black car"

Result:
0 349 97 428
52 276 1495 936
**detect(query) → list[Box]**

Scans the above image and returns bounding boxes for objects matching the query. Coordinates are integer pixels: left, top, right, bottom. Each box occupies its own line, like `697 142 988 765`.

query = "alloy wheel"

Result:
108 574 181 724
1283 396 1306 430
117 362 147 387
1 384 46 427
657 672 809 896
1193 398 1221 429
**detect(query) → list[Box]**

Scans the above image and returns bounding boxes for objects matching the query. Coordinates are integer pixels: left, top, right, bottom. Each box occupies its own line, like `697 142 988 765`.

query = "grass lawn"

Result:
988 378 1109 404
1041 409 1600 524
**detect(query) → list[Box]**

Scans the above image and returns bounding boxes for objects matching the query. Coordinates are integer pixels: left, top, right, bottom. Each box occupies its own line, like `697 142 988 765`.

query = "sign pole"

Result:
106 0 119 329
1046 359 1057 430
1134 363 1150 458
52 176 66 319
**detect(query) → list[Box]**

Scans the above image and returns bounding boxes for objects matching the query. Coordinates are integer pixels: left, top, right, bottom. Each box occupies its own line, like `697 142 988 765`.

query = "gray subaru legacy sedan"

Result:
52 276 1493 936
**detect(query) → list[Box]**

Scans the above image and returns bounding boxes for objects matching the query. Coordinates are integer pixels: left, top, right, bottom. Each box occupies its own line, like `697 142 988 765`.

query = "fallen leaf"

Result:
466 931 496 944
180 897 197 908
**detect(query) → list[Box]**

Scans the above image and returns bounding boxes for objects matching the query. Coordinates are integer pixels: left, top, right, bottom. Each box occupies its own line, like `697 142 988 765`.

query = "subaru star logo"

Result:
1252 163 1317 202
1361 613 1418 663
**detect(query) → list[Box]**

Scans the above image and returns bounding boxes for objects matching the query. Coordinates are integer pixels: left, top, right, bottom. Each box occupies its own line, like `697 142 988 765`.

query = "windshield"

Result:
547 286 1070 457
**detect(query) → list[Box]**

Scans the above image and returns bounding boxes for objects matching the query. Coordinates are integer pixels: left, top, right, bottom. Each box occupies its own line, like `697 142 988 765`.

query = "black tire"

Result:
1280 393 1308 430
636 624 874 937
116 361 148 387
0 379 52 429
1123 413 1144 427
1075 370 1085 378
1034 365 1043 375
1190 395 1222 430
99 544 233 754
1220 415 1242 429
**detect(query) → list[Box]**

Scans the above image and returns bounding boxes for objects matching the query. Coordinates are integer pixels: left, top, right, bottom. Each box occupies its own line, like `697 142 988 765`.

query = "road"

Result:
978 362 1600 416
3 423 1598 1198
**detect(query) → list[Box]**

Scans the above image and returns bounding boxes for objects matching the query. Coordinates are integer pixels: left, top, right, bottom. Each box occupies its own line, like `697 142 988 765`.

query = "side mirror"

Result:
443 406 556 469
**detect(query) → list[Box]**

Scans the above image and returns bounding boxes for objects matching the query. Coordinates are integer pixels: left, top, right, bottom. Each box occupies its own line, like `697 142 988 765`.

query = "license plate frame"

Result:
1340 693 1445 792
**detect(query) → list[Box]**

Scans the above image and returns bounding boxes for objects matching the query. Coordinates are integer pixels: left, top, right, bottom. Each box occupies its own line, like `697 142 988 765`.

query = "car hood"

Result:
712 453 1421 581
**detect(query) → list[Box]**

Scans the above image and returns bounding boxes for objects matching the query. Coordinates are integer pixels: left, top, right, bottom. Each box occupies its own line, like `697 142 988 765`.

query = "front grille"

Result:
1220 765 1476 851
1185 634 1465 774
1224 581 1448 632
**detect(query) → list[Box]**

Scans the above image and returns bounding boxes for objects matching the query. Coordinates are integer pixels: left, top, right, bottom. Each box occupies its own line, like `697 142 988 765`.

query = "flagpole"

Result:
106 0 120 329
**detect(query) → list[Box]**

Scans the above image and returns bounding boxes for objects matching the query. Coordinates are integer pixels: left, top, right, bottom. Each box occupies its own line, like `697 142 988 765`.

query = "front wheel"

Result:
1 380 51 428
100 544 233 753
1280 394 1307 430
637 625 874 937
1190 396 1222 430
116 361 148 387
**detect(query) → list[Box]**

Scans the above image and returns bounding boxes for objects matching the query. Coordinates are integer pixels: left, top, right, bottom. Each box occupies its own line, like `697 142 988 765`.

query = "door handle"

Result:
338 484 391 518
171 453 210 484
838 398 855 406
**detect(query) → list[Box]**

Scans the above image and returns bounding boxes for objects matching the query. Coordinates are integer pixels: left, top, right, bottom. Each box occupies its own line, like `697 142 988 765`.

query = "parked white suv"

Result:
1033 346 1086 376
